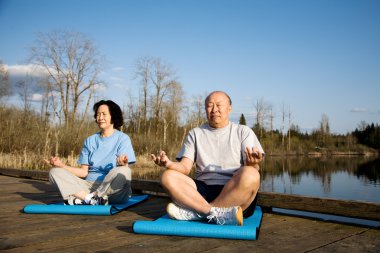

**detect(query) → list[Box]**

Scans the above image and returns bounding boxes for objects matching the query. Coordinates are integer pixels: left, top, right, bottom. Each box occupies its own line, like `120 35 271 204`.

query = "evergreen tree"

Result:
353 123 380 149
239 113 246 125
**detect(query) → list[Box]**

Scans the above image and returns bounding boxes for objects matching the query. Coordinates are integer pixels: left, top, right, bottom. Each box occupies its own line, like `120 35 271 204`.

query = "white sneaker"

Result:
166 202 202 221
207 206 243 226
64 197 85 205
88 195 109 205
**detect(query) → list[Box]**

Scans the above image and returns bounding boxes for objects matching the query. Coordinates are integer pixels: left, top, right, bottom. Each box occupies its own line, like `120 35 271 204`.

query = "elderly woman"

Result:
45 100 136 205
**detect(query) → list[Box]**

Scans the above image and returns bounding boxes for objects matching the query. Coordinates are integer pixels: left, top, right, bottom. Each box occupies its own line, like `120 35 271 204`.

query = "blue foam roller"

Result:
133 206 263 240
23 194 148 215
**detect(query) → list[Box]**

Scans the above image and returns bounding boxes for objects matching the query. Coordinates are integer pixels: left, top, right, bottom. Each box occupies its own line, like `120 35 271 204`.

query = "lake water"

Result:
260 156 380 203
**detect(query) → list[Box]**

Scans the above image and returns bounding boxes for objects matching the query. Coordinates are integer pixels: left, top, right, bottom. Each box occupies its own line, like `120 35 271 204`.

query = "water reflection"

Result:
260 156 380 203
356 158 380 184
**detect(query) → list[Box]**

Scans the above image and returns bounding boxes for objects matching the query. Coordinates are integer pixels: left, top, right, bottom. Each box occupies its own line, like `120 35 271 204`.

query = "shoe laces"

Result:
89 195 108 205
207 207 235 225
65 197 84 205
179 206 198 220
89 196 101 205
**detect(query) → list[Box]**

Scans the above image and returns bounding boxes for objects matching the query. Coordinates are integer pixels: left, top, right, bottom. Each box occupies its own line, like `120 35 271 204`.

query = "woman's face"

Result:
96 104 114 131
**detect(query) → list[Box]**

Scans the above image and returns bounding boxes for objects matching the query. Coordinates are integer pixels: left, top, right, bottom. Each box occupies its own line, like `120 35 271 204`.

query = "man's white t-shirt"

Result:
176 121 264 185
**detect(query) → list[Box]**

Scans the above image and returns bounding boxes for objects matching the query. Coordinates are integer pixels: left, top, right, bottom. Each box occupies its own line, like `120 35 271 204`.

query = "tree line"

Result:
0 30 378 171
353 123 380 150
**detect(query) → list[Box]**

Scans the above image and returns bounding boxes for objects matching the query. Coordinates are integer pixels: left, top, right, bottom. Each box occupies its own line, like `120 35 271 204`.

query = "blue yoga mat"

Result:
133 206 263 240
23 194 148 215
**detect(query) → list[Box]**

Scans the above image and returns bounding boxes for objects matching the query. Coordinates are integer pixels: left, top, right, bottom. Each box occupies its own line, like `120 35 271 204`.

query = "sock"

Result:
84 193 94 204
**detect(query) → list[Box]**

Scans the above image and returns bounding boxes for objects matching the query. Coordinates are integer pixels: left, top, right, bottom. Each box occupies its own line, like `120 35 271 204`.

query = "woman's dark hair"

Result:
93 100 124 130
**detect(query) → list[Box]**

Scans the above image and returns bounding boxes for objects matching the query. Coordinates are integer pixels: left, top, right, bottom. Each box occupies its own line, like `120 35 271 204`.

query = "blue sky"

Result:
0 0 379 134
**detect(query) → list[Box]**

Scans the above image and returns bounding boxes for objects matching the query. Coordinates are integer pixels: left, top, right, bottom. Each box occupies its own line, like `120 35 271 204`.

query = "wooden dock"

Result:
1 170 380 252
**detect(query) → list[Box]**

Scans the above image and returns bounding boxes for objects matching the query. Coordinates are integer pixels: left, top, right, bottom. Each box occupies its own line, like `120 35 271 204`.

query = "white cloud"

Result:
94 83 107 92
243 95 253 101
29 93 44 102
350 108 368 113
109 76 124 82
114 83 128 89
112 67 125 72
6 64 48 78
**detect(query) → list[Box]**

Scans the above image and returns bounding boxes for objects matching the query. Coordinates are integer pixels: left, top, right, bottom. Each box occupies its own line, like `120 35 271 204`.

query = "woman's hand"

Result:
117 154 129 166
44 156 89 178
44 156 66 168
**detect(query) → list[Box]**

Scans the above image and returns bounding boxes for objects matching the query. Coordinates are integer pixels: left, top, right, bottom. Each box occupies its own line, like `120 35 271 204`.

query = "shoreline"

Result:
266 151 379 157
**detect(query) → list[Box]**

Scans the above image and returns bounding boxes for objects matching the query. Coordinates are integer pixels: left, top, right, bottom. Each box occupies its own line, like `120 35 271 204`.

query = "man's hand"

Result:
244 147 263 169
151 151 171 168
117 154 129 166
44 156 66 168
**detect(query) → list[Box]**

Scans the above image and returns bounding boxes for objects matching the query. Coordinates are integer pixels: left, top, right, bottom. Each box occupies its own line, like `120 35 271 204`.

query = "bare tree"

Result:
192 93 205 126
163 81 185 144
357 121 368 131
287 105 292 151
149 58 177 137
124 91 139 133
134 56 152 127
281 103 286 152
319 113 330 146
16 78 32 112
253 97 270 138
29 31 105 128
320 113 330 134
268 104 274 139
0 60 10 101
15 72 46 113
166 81 184 126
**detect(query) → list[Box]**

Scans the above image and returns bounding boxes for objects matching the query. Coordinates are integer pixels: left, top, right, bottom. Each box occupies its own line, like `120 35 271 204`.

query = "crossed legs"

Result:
160 166 260 216
49 166 132 204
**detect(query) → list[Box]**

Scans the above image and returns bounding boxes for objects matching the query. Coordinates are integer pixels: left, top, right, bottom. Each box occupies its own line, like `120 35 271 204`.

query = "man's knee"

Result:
239 166 260 188
160 169 179 189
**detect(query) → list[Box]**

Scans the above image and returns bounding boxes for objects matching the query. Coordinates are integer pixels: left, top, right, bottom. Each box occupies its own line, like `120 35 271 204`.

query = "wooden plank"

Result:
217 215 371 253
1 167 379 220
129 175 380 221
258 192 380 221
1 184 160 251
0 167 49 181
309 229 380 253
1 175 380 252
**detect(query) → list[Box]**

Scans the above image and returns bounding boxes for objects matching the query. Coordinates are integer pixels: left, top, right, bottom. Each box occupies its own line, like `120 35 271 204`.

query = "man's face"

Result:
205 92 232 128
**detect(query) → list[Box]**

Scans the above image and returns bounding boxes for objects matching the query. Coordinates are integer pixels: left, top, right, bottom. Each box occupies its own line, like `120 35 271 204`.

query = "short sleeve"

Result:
77 138 91 165
176 130 196 162
117 134 136 164
240 126 265 161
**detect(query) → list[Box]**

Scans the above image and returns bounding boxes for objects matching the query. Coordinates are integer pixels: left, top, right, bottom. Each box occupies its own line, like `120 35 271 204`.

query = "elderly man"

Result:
152 91 264 226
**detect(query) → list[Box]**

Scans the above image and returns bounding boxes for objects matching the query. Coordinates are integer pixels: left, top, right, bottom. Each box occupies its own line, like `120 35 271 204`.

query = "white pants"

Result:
49 166 132 204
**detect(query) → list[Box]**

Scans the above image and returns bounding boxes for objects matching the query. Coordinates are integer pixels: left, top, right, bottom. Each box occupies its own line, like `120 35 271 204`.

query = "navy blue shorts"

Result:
194 179 257 218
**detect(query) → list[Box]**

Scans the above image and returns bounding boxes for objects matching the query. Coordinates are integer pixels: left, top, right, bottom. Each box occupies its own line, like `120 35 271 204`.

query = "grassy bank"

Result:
1 150 378 181
0 151 163 180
